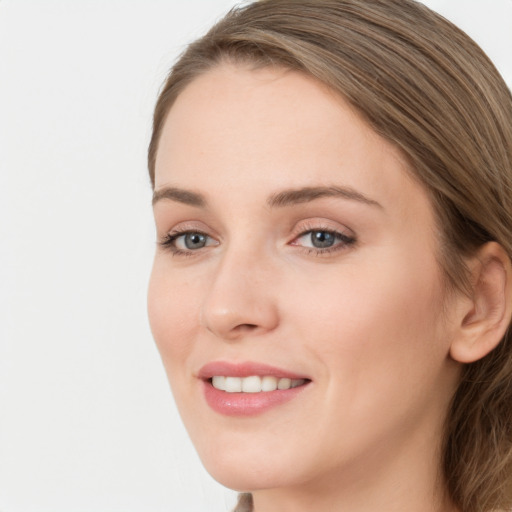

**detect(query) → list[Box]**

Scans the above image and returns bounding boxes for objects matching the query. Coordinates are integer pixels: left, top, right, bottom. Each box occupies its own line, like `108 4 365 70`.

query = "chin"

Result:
194 433 311 492
204 458 297 492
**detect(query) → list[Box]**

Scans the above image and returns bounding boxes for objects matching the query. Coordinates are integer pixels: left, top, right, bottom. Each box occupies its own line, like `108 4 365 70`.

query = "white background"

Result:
0 1 511 511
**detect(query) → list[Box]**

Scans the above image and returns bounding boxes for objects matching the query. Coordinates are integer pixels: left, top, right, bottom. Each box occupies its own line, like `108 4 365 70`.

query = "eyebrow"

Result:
267 186 382 209
152 185 382 209
152 187 206 207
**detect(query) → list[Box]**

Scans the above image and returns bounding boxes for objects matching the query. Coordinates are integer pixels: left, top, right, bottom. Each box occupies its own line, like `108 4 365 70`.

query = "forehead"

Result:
154 63 427 218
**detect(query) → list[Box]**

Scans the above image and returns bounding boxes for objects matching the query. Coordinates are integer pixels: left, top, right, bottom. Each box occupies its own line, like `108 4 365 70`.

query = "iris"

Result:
311 231 336 248
184 233 207 249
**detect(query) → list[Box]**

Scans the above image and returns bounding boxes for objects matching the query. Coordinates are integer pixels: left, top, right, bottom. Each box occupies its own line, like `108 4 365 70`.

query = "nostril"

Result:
237 323 258 331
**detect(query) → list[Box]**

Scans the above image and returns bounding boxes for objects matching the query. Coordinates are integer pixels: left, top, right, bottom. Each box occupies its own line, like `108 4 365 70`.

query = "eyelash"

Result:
291 222 356 257
159 229 213 257
158 226 356 257
293 229 356 256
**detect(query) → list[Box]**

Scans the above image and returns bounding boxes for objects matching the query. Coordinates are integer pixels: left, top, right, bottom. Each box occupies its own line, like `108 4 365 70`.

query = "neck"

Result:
251 483 458 512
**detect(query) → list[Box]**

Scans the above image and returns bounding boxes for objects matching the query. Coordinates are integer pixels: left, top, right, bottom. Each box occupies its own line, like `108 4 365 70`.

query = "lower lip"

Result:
203 380 309 416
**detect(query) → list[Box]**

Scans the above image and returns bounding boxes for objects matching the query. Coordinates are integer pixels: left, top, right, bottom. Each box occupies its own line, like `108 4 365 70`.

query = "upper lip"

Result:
198 361 310 380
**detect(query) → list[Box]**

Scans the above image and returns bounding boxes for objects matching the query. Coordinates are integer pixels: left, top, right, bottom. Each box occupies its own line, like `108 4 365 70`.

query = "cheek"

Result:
284 252 449 393
272 254 455 470
147 260 202 374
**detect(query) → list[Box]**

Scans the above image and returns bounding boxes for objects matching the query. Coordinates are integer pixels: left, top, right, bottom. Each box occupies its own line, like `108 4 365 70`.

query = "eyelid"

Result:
157 218 211 234
288 219 357 255
290 218 355 240
157 219 220 242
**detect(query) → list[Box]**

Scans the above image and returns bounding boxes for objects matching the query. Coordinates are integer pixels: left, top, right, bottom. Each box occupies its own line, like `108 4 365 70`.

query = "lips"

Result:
198 361 311 416
199 361 309 379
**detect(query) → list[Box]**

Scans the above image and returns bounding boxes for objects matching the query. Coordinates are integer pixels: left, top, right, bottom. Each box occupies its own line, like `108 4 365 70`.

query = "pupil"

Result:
185 233 206 249
312 231 335 248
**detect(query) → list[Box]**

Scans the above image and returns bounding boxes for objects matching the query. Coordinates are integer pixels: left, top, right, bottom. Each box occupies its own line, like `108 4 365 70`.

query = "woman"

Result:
147 1 512 511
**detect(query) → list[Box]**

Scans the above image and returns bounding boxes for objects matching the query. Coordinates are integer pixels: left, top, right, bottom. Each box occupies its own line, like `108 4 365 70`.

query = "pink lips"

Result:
198 361 309 380
198 361 311 416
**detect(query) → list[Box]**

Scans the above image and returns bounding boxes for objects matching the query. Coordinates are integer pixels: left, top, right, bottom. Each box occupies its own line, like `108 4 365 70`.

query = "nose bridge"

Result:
200 241 278 339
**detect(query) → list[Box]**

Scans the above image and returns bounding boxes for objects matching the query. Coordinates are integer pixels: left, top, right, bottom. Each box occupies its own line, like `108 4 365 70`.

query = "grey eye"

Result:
292 228 355 253
183 232 208 249
162 229 219 254
310 231 336 248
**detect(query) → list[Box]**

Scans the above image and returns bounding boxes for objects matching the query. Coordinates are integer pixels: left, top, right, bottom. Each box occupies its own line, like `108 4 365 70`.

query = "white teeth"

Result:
241 376 261 393
277 377 291 390
224 376 242 393
211 375 306 393
261 376 278 391
211 376 226 391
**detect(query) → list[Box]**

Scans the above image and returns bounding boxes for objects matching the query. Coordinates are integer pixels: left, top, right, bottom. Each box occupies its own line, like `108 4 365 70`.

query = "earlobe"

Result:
450 242 512 364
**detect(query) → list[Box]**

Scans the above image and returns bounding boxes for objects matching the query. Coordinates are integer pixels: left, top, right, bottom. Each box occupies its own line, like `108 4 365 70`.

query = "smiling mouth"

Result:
210 375 309 393
201 364 311 415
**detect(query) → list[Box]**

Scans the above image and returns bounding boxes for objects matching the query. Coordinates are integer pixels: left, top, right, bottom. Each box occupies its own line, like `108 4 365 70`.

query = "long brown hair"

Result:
148 1 512 510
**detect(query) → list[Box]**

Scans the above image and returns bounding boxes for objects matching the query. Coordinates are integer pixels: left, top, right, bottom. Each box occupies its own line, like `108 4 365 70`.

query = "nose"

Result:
200 248 279 341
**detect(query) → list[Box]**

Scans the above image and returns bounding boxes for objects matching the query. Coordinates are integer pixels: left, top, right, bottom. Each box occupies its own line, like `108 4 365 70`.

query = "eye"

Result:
292 229 355 253
179 232 208 250
307 230 337 248
160 230 218 254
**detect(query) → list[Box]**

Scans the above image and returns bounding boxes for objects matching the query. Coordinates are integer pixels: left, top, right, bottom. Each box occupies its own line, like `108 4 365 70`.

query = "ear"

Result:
450 242 512 364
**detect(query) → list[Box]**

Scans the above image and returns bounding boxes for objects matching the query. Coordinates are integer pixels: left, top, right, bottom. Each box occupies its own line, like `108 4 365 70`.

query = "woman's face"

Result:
148 65 461 494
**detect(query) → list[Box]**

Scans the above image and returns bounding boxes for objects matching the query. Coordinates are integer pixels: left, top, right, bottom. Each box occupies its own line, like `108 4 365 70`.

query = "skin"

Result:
148 64 465 512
